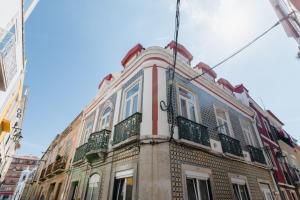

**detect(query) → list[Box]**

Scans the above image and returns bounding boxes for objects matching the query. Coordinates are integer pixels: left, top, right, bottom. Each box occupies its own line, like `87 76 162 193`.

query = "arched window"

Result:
85 174 101 200
100 107 112 130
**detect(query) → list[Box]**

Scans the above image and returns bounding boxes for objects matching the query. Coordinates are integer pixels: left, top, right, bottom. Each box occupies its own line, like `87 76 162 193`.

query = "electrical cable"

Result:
160 0 181 140
189 12 294 82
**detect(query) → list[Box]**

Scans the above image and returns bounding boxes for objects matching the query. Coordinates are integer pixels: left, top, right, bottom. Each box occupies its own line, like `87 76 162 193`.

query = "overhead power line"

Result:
189 12 294 82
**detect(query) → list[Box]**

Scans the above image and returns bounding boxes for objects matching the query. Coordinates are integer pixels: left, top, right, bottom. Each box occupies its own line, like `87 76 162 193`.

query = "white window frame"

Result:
240 120 256 147
122 79 142 120
177 86 199 122
85 174 101 200
113 169 134 200
185 171 212 200
262 118 271 133
259 183 274 200
214 106 233 137
255 113 262 128
100 106 112 130
263 143 278 170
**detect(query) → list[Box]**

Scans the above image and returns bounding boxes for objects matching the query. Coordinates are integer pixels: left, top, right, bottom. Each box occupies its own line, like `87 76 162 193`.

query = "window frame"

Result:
262 118 271 133
176 86 199 123
229 174 251 200
85 173 101 200
121 79 142 120
100 106 112 130
112 169 134 200
259 182 274 200
240 120 256 147
214 106 233 137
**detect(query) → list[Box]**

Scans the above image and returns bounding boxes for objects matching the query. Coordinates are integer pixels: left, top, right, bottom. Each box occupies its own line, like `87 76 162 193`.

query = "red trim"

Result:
234 84 249 93
217 78 235 91
166 41 193 62
86 56 252 117
98 74 113 89
266 110 284 125
152 65 158 135
121 44 143 67
193 62 217 79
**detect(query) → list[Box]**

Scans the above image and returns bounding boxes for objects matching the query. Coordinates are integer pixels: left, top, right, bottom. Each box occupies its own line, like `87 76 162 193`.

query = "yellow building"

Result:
26 112 83 200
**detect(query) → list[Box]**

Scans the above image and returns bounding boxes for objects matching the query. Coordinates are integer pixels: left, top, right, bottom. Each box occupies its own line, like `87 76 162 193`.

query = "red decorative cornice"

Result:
217 78 234 91
121 43 143 67
166 41 193 62
98 73 113 89
234 84 249 94
193 62 217 79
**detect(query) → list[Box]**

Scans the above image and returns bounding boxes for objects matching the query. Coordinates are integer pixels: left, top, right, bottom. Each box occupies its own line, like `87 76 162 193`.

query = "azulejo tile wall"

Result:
170 142 275 200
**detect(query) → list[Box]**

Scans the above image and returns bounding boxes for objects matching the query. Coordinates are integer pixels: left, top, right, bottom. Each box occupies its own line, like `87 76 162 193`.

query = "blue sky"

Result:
19 0 300 157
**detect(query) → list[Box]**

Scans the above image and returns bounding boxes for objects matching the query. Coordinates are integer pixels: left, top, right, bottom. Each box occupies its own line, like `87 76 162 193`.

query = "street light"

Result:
11 122 23 143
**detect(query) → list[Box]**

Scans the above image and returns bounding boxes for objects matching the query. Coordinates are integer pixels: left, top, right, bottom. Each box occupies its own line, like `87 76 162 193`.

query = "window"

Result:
83 113 95 142
290 191 298 200
255 114 262 128
68 181 79 200
85 174 101 200
215 108 231 136
241 121 256 147
279 190 289 200
113 170 133 200
232 184 250 200
100 107 112 130
178 87 197 122
259 183 273 200
186 177 212 200
262 119 271 133
123 82 140 119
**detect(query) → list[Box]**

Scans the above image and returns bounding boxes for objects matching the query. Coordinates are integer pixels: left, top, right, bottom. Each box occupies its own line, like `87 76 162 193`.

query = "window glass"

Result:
241 122 255 146
85 174 100 200
124 82 140 119
232 183 250 200
100 107 112 130
216 108 231 135
112 176 133 200
178 87 197 121
186 177 212 200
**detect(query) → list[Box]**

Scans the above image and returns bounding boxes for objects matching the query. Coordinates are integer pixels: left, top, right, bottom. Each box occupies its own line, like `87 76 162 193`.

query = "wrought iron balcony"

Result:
177 116 210 146
288 165 300 185
247 145 266 164
113 112 142 145
45 163 54 177
219 133 243 157
52 157 67 174
73 143 88 163
86 130 110 162
39 168 46 181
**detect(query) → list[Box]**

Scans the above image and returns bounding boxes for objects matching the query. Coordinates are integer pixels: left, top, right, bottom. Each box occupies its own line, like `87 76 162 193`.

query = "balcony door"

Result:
178 87 197 122
123 82 140 119
100 107 112 130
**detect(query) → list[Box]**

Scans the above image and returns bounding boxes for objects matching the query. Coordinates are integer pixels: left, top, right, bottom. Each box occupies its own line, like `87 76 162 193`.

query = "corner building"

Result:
67 42 278 200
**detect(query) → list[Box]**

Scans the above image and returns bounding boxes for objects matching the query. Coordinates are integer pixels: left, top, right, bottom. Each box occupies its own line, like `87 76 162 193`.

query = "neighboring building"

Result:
26 113 83 200
0 0 38 182
64 42 279 200
12 167 36 200
0 155 38 200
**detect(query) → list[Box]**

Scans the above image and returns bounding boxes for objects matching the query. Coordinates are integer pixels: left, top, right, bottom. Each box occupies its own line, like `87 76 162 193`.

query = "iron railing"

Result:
177 116 210 146
288 165 300 185
86 130 110 153
73 143 88 163
45 163 54 176
219 133 243 157
113 112 142 145
52 157 67 173
248 145 266 164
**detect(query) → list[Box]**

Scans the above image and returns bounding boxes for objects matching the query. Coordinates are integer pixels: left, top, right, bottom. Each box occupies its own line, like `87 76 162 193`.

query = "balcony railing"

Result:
219 133 243 157
288 165 300 185
52 157 67 174
39 168 46 180
247 145 266 164
86 130 110 162
73 143 88 163
177 116 210 146
113 112 142 145
45 163 54 177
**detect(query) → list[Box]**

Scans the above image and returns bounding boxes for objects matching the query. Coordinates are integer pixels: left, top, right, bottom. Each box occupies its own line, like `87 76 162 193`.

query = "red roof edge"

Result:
98 74 113 89
266 110 284 126
234 84 249 93
121 43 143 67
217 78 235 91
166 41 193 62
193 62 217 79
